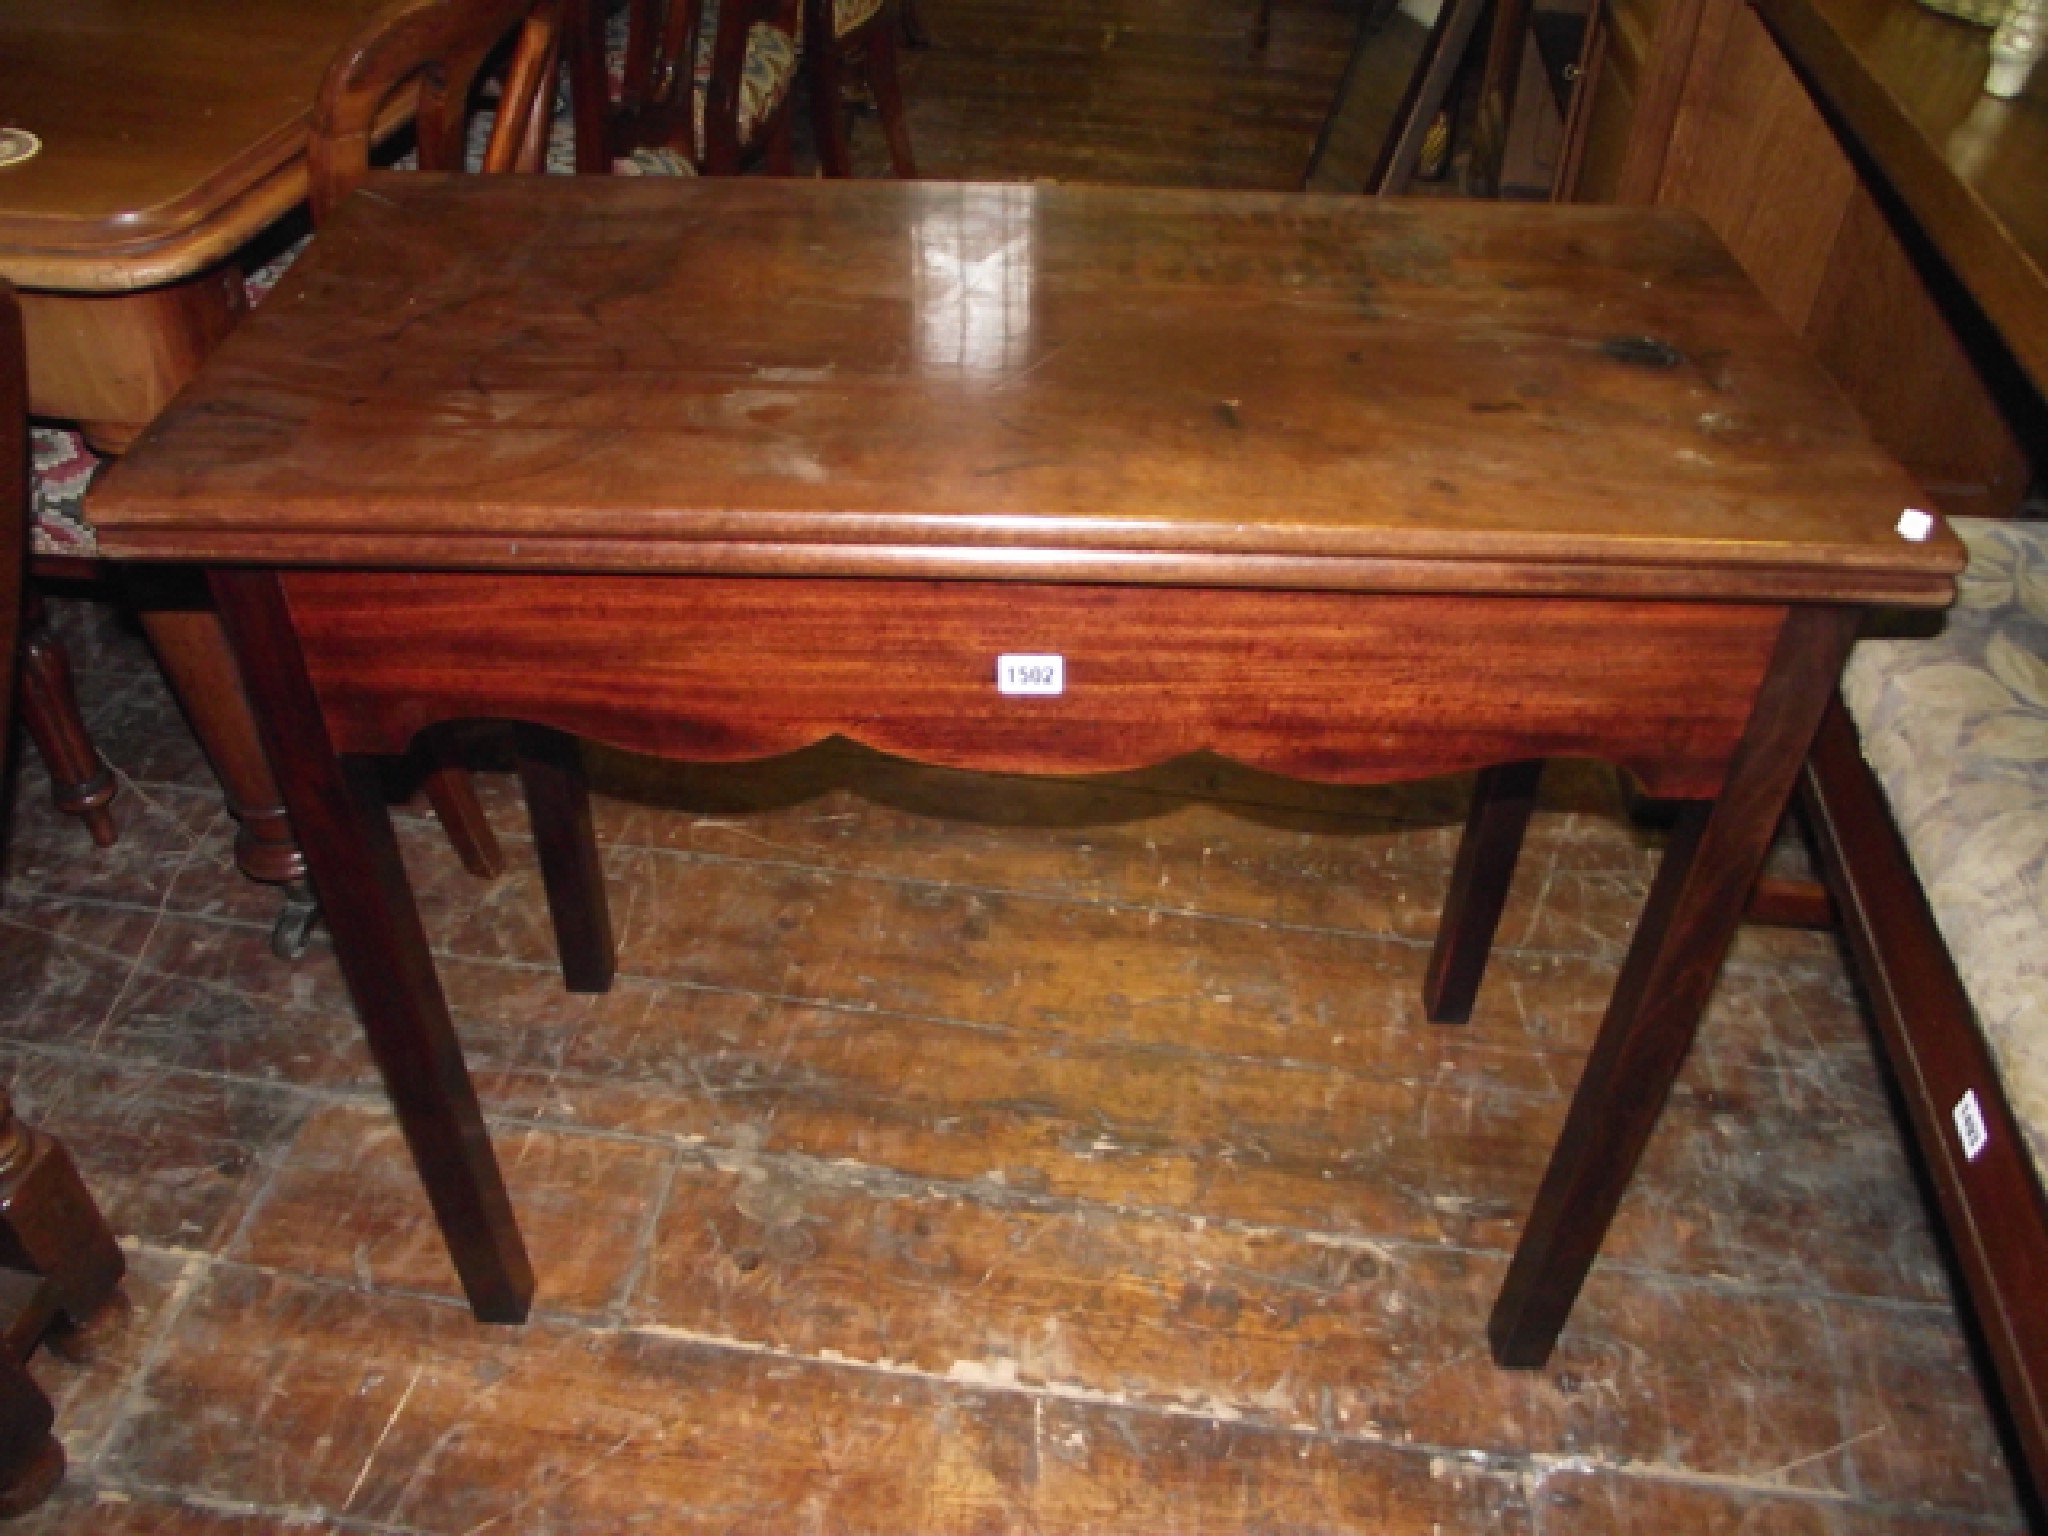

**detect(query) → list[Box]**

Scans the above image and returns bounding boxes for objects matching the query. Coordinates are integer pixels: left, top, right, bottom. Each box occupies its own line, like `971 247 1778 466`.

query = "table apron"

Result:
279 571 1792 799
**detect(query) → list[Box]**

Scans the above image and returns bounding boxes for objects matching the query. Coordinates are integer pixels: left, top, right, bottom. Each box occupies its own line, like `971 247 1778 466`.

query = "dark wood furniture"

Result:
1566 0 2047 1499
566 0 804 174
1562 0 2037 518
13 589 117 851
0 0 418 907
0 285 131 1520
90 180 1960 1364
804 0 917 178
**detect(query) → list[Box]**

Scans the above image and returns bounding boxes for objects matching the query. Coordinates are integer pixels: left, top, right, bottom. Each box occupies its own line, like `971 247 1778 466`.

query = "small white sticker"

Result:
996 654 1064 696
1897 507 1936 542
1953 1089 1989 1161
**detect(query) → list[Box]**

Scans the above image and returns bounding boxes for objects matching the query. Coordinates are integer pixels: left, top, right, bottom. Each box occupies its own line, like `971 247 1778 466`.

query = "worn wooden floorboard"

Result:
2 0 2036 1523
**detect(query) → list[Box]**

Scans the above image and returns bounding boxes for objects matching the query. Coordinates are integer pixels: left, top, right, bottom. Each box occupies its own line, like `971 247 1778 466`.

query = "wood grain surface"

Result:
0 0 399 290
91 178 1960 602
283 571 1786 798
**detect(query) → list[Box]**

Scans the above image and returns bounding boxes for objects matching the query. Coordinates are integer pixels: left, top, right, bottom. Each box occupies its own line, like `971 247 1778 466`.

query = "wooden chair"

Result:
565 0 804 175
309 0 570 221
11 0 572 947
303 0 618 999
804 0 916 177
1 285 131 1519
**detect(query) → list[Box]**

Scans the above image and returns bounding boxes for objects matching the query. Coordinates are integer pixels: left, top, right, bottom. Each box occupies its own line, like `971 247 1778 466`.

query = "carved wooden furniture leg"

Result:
15 589 117 848
1424 758 1541 1024
0 1351 61 1519
0 1090 126 1332
212 569 533 1322
0 1087 126 1517
1488 606 1858 1366
131 603 303 888
514 723 615 994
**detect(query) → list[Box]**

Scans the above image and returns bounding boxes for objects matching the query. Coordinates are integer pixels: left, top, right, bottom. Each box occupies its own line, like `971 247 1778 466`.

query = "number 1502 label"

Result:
997 654 1065 696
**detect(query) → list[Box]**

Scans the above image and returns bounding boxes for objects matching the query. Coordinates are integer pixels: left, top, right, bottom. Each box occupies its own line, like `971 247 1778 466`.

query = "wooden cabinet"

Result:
1565 0 2039 517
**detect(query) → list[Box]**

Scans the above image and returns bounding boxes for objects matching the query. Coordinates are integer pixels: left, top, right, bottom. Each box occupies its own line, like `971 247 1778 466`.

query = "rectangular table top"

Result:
0 0 394 291
90 176 1963 605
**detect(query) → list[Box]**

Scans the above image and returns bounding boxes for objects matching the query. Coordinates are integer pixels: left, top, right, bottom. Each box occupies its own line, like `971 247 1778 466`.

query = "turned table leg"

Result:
16 589 117 848
212 570 532 1322
0 1088 126 1517
1488 606 1858 1365
0 1090 125 1331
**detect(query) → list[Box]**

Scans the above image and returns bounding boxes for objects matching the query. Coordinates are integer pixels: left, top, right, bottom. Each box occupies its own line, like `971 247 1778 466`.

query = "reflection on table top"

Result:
93 176 1960 604
0 0 394 291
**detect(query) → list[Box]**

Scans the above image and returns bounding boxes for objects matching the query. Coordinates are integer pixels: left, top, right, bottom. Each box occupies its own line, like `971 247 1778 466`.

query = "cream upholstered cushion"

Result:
1841 515 2048 1187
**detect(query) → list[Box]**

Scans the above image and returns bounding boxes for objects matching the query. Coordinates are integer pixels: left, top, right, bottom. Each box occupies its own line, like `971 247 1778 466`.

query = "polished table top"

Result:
0 0 394 291
93 176 1962 604
89 175 1965 1347
1757 0 2048 396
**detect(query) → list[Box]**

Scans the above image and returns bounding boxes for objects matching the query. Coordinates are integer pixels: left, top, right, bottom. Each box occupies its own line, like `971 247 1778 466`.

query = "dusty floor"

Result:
4 0 2038 1526
2 582 2032 1532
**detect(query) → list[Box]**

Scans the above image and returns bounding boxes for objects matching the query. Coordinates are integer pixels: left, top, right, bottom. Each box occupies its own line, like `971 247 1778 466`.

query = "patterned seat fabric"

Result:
1841 515 2048 1189
596 2 798 163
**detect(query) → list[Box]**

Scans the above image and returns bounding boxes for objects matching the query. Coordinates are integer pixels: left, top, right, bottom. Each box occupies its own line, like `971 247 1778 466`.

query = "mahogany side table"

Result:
89 177 1961 1362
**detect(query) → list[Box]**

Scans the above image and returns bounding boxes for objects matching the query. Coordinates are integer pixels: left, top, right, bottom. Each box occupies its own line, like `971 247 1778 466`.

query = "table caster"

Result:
271 880 321 959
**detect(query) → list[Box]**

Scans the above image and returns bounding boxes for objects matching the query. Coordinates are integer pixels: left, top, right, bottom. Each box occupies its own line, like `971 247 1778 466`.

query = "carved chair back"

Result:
309 0 567 224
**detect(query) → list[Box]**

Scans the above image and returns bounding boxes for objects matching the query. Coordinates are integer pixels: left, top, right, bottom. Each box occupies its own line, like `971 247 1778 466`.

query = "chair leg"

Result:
15 590 117 848
764 101 797 175
866 14 917 178
808 0 856 176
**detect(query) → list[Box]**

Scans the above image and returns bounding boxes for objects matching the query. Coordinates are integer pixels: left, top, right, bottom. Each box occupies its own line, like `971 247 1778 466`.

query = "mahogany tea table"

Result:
87 176 1962 1363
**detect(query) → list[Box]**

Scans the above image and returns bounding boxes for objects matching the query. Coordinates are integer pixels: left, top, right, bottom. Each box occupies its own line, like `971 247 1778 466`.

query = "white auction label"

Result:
996 654 1065 696
1953 1089 1989 1162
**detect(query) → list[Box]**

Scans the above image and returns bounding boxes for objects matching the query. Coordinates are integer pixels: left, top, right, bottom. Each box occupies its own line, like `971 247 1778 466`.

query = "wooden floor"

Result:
2 1 2037 1528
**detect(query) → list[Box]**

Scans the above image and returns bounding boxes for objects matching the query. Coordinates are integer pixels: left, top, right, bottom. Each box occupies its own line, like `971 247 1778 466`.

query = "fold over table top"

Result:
91 177 1963 605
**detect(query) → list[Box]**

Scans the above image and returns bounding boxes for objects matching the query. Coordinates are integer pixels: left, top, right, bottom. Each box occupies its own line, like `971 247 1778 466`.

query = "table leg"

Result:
1424 758 1542 1023
134 602 305 886
17 588 118 847
1488 605 1857 1366
211 570 533 1323
514 723 616 994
